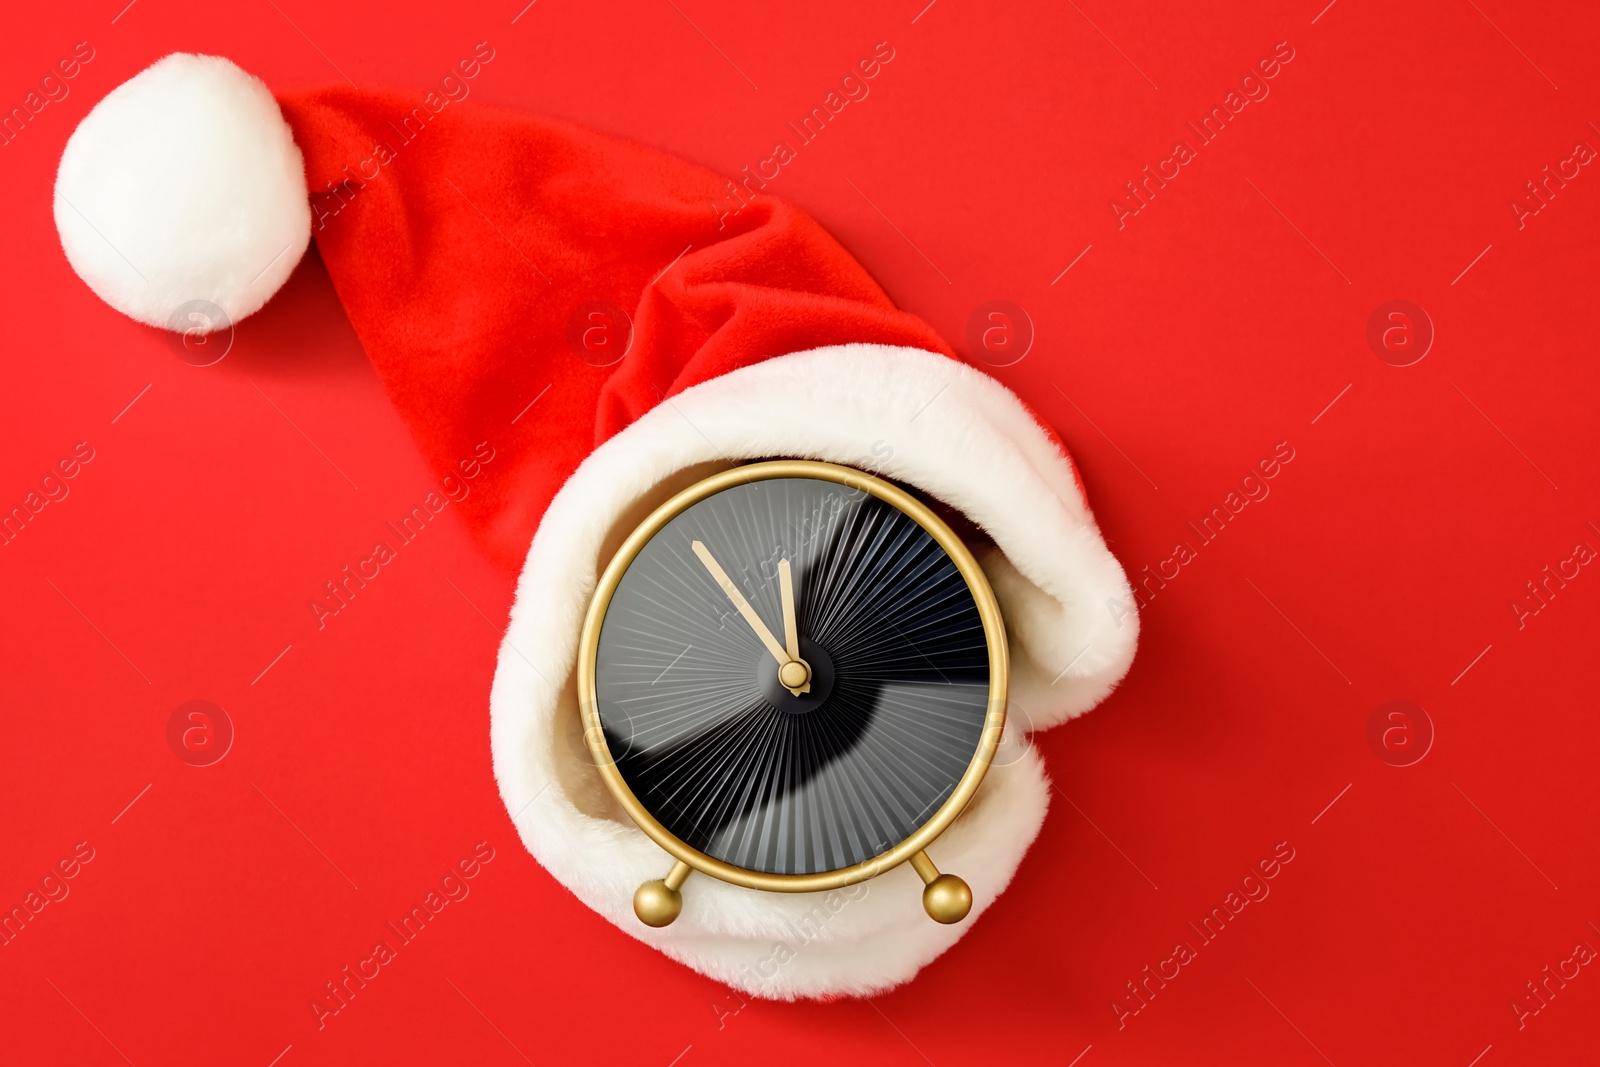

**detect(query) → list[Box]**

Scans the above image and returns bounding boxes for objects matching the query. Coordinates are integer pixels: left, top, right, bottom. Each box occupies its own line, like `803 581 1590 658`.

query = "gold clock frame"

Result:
576 460 1009 927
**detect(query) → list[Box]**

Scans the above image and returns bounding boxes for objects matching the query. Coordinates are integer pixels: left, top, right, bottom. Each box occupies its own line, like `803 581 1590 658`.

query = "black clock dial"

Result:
593 475 991 876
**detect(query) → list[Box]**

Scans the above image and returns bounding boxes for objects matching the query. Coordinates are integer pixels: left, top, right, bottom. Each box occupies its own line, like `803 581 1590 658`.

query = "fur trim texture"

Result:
490 344 1137 999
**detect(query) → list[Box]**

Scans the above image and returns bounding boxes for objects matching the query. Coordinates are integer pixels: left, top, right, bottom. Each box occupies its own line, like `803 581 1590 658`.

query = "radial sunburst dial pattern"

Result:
593 475 991 876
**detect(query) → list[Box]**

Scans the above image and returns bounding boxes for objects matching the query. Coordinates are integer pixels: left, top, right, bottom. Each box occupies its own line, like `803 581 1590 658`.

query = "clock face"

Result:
591 472 993 877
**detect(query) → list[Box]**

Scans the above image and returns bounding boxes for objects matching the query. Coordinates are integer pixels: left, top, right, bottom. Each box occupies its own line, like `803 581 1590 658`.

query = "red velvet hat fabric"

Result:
276 86 957 572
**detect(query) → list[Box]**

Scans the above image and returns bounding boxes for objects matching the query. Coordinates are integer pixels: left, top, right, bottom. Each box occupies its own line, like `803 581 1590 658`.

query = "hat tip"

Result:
53 52 311 335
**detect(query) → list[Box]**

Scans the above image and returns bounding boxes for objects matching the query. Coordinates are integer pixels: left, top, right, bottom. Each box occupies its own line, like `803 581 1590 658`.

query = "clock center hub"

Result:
758 637 835 714
778 659 811 689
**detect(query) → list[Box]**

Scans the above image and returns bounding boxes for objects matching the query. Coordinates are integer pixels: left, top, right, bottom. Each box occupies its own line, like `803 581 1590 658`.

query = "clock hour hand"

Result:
777 558 810 695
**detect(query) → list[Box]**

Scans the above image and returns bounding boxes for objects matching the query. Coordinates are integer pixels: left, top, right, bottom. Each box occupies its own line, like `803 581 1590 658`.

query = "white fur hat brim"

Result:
490 344 1137 999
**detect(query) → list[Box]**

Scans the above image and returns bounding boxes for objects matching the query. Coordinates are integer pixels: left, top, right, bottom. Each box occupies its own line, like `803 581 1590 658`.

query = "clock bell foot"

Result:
634 860 691 927
910 850 972 924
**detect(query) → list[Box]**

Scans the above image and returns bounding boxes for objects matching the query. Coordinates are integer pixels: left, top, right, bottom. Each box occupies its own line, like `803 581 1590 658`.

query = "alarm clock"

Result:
577 460 1008 928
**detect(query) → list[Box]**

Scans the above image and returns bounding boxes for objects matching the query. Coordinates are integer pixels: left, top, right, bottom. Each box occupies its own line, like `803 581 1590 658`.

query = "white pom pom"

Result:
53 53 310 332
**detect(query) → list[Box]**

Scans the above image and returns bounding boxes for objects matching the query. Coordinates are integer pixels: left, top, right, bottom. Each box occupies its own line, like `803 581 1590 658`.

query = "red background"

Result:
2 1 1597 1064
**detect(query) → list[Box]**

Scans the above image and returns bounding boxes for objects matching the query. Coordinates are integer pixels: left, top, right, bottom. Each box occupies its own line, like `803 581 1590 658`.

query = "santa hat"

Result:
53 53 1138 999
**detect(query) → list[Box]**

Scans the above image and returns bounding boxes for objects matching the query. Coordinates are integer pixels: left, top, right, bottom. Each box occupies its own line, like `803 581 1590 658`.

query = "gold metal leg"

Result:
910 850 972 924
634 860 691 927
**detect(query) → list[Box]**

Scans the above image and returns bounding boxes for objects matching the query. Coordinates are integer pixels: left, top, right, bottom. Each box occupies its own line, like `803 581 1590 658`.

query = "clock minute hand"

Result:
692 540 788 666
